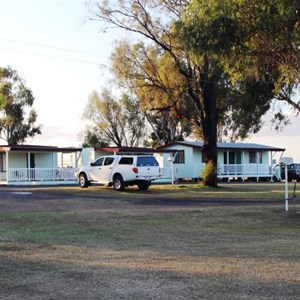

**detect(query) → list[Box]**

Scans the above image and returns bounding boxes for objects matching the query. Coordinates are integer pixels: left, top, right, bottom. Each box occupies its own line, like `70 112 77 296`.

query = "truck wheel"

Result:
79 173 89 188
113 175 125 191
138 181 149 191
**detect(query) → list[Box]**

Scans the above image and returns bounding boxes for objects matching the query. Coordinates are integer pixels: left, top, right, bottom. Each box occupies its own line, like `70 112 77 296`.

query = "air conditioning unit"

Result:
280 157 293 165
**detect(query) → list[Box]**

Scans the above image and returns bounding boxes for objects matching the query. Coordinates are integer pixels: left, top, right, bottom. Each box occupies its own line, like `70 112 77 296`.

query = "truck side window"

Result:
119 157 134 165
104 157 114 166
92 157 104 166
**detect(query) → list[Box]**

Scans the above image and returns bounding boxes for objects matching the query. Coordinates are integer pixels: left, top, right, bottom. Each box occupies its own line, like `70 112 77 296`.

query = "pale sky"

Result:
0 0 299 163
0 0 112 146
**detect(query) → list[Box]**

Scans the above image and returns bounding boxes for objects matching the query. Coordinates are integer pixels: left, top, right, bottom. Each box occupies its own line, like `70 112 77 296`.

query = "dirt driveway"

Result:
0 185 124 212
0 184 283 212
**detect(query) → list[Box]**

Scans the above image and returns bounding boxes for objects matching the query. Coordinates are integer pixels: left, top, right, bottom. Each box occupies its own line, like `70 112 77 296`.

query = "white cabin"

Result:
0 145 81 185
159 141 285 182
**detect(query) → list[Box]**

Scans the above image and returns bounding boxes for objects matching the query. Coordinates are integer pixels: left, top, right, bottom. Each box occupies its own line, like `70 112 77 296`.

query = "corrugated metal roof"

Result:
0 145 82 153
158 141 285 152
94 146 174 154
0 142 285 153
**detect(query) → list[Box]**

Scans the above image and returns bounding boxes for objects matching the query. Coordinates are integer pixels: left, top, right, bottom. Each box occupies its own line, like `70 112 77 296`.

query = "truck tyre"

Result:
137 181 149 191
79 173 89 188
113 175 125 191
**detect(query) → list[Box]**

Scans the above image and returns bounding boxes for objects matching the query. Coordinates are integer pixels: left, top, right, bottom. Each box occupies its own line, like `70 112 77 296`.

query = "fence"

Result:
217 163 272 178
159 163 273 182
2 164 274 184
6 168 77 183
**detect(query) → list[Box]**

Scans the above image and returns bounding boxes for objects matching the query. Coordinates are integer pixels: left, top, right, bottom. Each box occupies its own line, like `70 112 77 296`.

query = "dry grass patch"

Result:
1 242 299 285
0 185 300 299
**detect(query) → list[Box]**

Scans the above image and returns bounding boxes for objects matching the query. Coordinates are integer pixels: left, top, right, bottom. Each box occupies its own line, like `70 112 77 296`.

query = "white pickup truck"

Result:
76 155 161 191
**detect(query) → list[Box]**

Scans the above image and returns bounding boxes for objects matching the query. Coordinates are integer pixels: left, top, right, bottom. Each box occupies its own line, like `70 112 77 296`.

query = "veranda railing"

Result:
7 168 77 182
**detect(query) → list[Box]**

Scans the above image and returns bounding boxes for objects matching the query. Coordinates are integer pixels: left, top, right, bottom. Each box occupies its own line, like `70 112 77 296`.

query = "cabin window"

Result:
249 151 262 163
223 151 242 164
174 150 185 164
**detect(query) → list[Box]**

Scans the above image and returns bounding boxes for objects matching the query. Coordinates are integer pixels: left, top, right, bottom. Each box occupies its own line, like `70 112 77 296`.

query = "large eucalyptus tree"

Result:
89 0 299 186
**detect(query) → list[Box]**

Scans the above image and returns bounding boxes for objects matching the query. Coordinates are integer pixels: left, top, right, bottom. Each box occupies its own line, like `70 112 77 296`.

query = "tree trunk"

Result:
202 84 218 186
201 56 218 187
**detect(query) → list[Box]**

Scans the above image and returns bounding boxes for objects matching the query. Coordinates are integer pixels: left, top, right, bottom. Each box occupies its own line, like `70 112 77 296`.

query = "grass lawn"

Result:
0 183 299 299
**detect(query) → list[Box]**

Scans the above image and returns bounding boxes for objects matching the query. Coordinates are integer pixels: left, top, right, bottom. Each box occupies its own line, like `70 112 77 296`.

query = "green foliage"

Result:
0 66 41 145
218 75 275 140
201 160 217 186
144 110 193 147
111 41 194 146
120 93 145 145
81 130 109 148
82 89 145 147
177 0 300 138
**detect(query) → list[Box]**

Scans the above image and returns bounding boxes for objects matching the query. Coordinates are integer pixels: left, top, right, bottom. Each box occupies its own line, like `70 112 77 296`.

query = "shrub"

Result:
201 160 217 186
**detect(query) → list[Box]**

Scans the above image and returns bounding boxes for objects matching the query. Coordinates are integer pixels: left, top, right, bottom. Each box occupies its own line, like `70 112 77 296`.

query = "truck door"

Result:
90 157 115 183
97 156 115 182
89 157 105 182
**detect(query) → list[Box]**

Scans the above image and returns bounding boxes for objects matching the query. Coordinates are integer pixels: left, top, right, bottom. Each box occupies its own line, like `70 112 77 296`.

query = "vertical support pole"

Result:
171 155 174 185
52 153 55 181
75 151 79 168
270 151 273 182
242 150 245 179
171 161 174 185
28 152 31 182
6 150 9 182
168 155 175 185
285 164 289 212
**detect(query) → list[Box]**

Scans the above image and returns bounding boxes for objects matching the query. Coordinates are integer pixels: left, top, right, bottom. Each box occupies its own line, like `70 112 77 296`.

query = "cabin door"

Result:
27 153 35 179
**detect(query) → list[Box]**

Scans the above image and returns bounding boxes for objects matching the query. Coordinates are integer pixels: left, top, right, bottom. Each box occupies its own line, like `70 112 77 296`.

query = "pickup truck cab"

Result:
76 155 161 191
275 163 300 182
